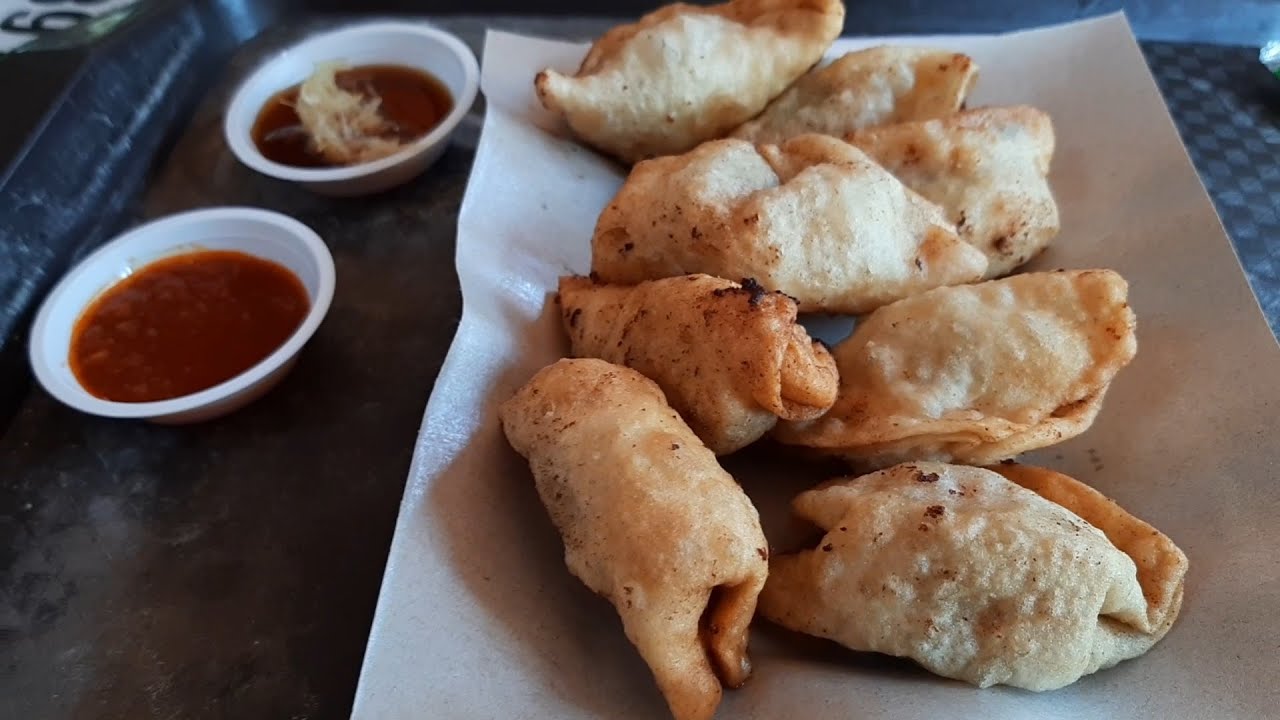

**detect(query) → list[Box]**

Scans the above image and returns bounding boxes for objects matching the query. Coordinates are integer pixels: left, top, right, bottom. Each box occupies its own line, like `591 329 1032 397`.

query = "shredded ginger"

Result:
294 61 405 165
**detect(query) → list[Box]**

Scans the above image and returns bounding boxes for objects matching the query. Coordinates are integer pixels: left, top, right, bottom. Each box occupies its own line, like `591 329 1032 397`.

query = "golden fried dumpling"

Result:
558 274 838 454
591 134 988 314
535 0 845 164
775 270 1137 467
733 46 978 144
760 462 1188 691
988 462 1189 649
848 106 1059 277
500 358 769 720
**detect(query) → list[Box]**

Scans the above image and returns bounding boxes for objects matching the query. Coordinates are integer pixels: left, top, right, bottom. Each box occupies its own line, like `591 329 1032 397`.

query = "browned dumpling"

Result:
591 134 988 314
535 0 845 164
760 462 1188 691
500 359 769 720
559 274 837 454
775 270 1137 467
848 106 1059 276
733 46 978 144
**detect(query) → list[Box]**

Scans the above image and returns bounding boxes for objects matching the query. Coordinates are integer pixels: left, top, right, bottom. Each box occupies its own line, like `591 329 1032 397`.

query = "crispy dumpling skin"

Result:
499 359 769 720
558 274 838 454
988 462 1188 647
759 462 1188 691
775 270 1137 467
847 106 1059 277
591 135 988 314
733 46 978 144
534 0 845 164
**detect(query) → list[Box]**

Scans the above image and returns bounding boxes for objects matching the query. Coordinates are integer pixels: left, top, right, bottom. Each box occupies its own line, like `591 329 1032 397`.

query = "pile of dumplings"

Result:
502 1 1189 719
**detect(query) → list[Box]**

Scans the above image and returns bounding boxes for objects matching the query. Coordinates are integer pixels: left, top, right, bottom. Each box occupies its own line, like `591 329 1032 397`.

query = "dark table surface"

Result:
2 10 1279 720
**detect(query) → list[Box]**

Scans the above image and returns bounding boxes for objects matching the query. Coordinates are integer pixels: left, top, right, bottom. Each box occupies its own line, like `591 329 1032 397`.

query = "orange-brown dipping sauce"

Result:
251 64 454 167
69 250 310 403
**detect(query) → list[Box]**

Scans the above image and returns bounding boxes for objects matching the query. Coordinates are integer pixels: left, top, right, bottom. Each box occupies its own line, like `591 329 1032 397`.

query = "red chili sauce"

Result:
69 250 310 403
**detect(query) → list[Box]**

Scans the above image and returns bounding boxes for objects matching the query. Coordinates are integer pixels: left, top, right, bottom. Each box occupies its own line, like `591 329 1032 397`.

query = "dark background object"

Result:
1 2 1278 719
0 0 285 429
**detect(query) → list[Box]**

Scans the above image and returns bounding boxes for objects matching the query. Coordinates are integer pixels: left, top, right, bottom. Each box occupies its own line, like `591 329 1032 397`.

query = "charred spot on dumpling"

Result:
739 277 767 306
992 235 1013 255
621 242 635 253
711 280 757 302
1050 394 1096 418
924 505 945 519
917 471 940 483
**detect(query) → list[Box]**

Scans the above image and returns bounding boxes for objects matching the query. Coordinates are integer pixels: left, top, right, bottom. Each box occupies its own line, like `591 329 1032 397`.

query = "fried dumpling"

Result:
534 0 845 164
559 274 838 454
500 359 769 720
760 462 1188 691
733 46 978 144
847 106 1059 277
591 134 988 314
775 270 1137 467
988 462 1189 648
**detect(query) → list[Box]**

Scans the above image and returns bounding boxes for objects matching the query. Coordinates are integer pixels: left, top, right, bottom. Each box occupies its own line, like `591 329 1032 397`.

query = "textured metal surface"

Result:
1 13 1278 720
0 18 479 719
1142 41 1280 336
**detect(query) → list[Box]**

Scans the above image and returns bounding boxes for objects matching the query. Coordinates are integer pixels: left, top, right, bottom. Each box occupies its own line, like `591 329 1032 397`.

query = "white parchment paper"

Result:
353 13 1280 719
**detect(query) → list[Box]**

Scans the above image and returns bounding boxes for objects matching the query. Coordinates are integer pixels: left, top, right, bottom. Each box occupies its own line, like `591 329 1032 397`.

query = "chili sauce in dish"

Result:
69 250 310 403
251 63 454 168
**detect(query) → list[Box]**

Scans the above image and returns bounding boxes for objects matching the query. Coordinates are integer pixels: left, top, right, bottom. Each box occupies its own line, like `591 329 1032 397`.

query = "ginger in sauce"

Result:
251 63 453 167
